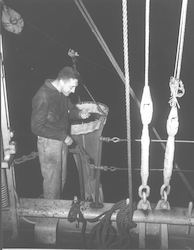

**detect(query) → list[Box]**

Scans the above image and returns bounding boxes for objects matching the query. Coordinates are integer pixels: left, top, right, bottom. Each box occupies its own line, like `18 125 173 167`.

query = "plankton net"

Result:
71 101 109 202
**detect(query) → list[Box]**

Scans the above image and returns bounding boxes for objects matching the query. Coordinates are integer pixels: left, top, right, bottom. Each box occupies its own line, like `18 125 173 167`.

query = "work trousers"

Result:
37 136 68 199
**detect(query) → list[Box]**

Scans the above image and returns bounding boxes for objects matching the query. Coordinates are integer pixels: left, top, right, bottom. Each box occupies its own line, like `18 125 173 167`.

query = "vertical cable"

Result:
122 0 133 208
145 0 150 87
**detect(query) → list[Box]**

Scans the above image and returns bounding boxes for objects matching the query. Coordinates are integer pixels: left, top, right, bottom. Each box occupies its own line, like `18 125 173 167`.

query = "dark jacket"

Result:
31 79 80 141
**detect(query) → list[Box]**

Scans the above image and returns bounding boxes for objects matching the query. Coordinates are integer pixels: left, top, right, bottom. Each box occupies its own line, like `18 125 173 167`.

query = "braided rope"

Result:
138 0 153 209
174 0 188 80
161 0 188 201
122 0 133 209
169 0 187 108
88 199 136 249
74 0 140 108
145 0 150 87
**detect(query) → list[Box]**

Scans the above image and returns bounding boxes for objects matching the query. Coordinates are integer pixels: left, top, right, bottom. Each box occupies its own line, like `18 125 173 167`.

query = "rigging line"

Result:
24 20 69 51
145 0 150 87
82 84 106 116
8 5 162 111
12 8 159 105
10 2 192 198
122 0 133 205
74 0 106 49
134 168 194 173
75 0 117 66
152 127 194 200
74 0 193 194
25 5 164 105
174 4 183 78
74 0 126 83
9 8 170 107
174 0 188 80
23 19 116 74
74 0 140 108
135 139 194 143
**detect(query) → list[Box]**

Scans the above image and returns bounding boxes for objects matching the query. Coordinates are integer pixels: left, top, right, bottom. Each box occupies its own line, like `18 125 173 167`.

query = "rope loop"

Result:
109 166 117 172
68 48 79 58
111 137 120 143
169 76 185 108
99 136 121 143
160 184 171 198
138 184 150 199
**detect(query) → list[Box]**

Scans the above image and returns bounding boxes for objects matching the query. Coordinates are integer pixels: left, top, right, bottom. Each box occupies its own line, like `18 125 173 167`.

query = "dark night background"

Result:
2 0 194 208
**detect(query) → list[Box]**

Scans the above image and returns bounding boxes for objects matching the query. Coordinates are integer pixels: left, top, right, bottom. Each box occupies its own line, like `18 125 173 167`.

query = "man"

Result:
31 66 90 199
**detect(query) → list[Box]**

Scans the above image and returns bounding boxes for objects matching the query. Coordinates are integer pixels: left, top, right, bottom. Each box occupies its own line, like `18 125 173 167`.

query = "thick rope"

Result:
174 0 188 80
145 0 150 87
122 0 133 214
67 198 137 249
161 106 179 199
74 0 193 203
161 0 188 201
169 0 187 109
88 199 137 249
138 0 153 209
74 0 140 108
153 127 194 200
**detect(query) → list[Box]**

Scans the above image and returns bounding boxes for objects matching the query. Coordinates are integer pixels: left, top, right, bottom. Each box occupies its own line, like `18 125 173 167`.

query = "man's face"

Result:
61 78 78 96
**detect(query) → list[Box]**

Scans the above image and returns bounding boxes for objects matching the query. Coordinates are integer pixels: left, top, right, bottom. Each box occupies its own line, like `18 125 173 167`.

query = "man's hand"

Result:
64 135 73 146
79 109 90 119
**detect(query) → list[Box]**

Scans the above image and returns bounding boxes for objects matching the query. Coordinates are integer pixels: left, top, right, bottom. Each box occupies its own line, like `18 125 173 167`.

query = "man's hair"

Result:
57 66 80 81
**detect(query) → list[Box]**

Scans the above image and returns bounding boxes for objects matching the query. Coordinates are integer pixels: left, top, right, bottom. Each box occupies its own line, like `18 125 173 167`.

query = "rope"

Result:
67 198 137 249
153 127 194 200
169 0 188 108
160 0 188 201
100 136 194 144
88 199 137 249
161 107 179 199
74 0 140 108
122 0 133 217
138 0 153 208
174 0 188 80
145 0 150 87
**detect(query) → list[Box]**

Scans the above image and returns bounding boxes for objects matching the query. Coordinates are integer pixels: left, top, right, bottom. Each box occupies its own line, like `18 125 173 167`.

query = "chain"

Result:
89 164 128 172
13 150 127 173
14 151 38 165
